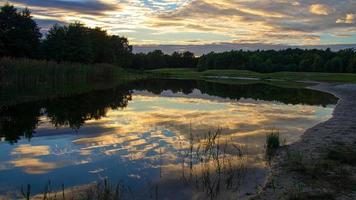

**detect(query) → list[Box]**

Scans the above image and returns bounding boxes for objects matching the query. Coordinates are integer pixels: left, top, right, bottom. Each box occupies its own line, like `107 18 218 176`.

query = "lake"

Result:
0 79 337 199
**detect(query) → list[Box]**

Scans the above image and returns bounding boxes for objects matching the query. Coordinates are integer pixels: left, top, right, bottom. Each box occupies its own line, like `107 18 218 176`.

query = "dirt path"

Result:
253 83 356 200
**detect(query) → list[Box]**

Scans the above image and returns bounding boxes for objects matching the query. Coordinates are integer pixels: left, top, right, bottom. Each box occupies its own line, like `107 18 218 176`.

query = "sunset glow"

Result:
2 0 356 46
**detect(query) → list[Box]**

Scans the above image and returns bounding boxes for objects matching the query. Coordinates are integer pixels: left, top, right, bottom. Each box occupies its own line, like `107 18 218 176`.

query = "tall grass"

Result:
0 57 120 86
0 57 140 106
265 130 281 162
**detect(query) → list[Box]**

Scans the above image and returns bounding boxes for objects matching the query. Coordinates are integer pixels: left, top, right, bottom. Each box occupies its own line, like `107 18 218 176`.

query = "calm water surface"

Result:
0 79 337 199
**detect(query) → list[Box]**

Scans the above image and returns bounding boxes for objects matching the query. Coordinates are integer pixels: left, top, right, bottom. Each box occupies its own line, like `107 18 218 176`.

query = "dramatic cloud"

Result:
8 0 120 15
309 4 332 15
1 0 356 46
337 13 356 24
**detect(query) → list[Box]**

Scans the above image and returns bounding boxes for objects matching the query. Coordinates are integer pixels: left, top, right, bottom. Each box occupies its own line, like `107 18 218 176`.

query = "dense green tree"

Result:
147 50 166 68
169 52 182 68
110 35 132 67
0 4 41 58
326 56 343 72
193 48 356 73
346 55 356 73
130 50 196 69
42 22 93 63
42 22 132 65
89 27 112 63
182 51 196 68
41 24 67 61
64 22 93 63
311 55 324 72
299 55 314 72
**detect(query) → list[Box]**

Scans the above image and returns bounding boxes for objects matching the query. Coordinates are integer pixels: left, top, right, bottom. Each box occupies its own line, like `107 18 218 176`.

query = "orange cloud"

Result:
309 4 332 15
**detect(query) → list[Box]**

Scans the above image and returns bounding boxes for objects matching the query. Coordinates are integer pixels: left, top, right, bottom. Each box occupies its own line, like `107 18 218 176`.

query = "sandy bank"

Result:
254 83 356 200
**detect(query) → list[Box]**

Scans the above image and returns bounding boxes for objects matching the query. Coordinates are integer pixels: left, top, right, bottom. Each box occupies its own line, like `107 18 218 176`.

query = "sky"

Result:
2 0 356 52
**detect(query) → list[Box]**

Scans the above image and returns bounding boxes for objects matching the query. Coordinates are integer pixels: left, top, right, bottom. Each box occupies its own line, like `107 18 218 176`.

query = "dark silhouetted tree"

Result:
41 24 67 61
130 50 196 70
326 56 343 72
346 55 356 73
0 4 41 58
42 22 132 65
110 35 132 67
64 22 93 63
194 48 356 73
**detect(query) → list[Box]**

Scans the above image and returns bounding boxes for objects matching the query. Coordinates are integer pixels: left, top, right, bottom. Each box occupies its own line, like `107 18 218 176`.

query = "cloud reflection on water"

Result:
1 89 334 199
65 92 334 173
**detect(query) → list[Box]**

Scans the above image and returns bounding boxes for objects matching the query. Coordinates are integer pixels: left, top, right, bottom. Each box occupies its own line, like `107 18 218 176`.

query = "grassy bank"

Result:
149 68 356 83
0 57 143 106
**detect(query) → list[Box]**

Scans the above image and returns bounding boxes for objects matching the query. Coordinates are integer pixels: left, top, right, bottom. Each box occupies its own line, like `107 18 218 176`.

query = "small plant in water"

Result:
21 184 31 200
266 130 280 150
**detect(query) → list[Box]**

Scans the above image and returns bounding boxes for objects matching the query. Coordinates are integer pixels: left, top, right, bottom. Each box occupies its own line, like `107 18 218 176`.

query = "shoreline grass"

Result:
266 130 280 151
148 68 356 84
0 57 144 107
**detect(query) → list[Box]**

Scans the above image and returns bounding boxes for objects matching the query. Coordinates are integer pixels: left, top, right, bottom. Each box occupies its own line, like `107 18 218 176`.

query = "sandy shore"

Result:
254 83 356 200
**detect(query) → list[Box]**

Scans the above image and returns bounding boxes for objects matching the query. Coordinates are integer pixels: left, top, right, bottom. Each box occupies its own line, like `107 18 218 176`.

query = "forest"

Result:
1 4 356 73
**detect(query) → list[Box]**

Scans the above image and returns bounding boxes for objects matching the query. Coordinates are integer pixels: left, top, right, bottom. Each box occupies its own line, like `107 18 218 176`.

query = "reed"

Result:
19 179 132 200
266 130 280 150
0 57 141 106
180 129 247 199
0 57 124 87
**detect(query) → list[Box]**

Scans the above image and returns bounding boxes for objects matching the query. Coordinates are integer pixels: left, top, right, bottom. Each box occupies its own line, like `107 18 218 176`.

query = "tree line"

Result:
197 49 356 73
0 4 132 66
130 48 356 73
1 4 356 73
131 50 197 69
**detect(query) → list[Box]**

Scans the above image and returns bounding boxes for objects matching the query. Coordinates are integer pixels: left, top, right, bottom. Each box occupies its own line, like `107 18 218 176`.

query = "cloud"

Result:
1 0 356 45
337 13 356 24
309 4 332 15
6 0 120 15
9 144 59 174
74 92 333 160
147 0 356 45
11 144 50 157
10 158 57 174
